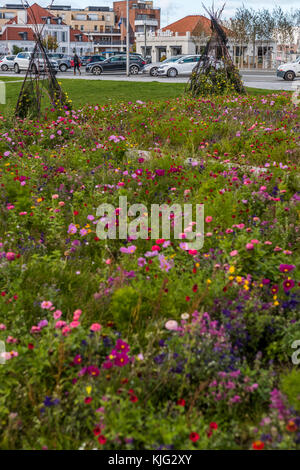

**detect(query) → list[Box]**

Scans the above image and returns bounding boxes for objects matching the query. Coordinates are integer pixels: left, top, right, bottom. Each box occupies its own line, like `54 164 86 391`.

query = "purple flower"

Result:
279 264 295 273
68 224 77 234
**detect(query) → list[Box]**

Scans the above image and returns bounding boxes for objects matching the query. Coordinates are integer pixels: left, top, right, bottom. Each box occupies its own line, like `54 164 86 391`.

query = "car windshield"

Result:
164 56 183 63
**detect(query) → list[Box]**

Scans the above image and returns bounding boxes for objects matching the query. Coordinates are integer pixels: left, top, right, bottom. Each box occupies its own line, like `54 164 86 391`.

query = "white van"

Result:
276 57 300 81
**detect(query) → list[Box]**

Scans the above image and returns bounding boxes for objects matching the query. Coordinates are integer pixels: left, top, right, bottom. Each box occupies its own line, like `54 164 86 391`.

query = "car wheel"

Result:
92 66 102 75
59 64 67 72
150 67 158 76
167 68 178 78
14 63 20 74
130 65 139 75
284 71 295 81
1 64 8 71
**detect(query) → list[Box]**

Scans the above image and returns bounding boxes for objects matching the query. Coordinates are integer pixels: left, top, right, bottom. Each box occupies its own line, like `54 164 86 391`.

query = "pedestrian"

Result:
73 52 81 75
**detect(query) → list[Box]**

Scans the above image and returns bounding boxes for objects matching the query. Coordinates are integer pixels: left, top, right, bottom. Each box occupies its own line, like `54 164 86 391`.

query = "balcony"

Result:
134 19 158 27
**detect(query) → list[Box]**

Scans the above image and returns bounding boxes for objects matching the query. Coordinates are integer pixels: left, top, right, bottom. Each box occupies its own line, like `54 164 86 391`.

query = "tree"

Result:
272 7 294 62
42 35 59 52
13 45 23 55
228 5 251 68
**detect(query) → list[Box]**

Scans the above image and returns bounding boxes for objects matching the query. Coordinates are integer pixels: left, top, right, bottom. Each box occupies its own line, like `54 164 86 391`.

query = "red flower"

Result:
176 398 186 407
97 435 107 445
189 432 200 442
73 210 79 216
93 427 101 436
28 343 34 350
252 440 264 450
84 397 92 404
286 420 297 432
192 284 198 293
209 422 218 430
130 395 138 403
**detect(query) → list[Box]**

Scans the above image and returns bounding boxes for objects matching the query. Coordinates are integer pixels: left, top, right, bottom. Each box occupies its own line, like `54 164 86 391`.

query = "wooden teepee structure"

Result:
187 3 245 96
15 1 68 119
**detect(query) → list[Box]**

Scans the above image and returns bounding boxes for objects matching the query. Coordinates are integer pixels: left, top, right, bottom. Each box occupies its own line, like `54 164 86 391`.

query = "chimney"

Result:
17 10 27 25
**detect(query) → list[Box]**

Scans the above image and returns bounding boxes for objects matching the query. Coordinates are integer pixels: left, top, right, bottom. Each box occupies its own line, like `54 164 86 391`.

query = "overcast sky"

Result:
8 1 300 27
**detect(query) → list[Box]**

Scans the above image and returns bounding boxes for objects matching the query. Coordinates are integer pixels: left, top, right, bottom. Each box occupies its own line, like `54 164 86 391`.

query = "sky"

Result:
3 1 299 27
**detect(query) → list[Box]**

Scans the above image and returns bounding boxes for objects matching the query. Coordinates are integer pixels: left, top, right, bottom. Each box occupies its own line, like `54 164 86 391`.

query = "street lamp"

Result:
144 20 147 59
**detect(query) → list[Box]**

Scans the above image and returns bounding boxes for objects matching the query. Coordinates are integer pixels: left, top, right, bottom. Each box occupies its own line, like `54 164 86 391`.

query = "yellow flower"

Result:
206 279 212 285
86 386 92 395
229 266 235 274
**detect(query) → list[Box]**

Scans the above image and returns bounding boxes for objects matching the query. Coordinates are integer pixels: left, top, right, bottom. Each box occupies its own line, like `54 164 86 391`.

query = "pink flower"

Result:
230 250 238 257
70 320 80 329
41 301 53 309
6 252 15 261
165 320 179 331
0 324 7 330
205 216 213 223
246 243 254 250
55 320 67 329
53 310 62 319
90 323 101 332
62 326 71 336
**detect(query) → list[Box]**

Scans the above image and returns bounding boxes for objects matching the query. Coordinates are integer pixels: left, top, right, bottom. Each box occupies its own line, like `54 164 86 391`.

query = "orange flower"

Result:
286 420 297 432
252 440 264 450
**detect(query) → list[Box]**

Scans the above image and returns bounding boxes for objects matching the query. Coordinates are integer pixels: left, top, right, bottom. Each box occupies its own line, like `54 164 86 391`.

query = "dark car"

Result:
84 55 106 66
86 54 146 75
47 53 71 72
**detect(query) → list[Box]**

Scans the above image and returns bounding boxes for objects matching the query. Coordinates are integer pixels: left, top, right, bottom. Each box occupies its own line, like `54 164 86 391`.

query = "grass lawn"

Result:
0 76 280 115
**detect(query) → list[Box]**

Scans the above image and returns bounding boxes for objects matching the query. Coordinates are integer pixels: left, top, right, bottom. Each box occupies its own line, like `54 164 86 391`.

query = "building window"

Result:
94 25 97 31
80 25 84 31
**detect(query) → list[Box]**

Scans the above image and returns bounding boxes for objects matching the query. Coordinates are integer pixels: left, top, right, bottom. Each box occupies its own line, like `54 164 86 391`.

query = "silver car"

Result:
142 55 184 76
0 55 15 71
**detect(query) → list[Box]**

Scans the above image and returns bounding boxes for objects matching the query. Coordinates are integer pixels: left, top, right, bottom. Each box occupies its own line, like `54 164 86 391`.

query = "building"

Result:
48 5 125 54
113 0 160 47
0 3 90 55
136 14 286 68
136 15 219 62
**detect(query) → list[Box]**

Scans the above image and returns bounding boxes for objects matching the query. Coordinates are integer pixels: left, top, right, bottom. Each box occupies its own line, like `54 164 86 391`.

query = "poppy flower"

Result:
84 397 92 404
209 422 218 430
93 427 101 436
189 432 200 442
252 440 264 450
286 420 297 432
97 435 107 445
176 398 186 407
130 395 138 403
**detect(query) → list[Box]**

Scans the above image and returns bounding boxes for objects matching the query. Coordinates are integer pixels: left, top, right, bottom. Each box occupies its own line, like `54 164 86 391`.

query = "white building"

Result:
0 3 92 55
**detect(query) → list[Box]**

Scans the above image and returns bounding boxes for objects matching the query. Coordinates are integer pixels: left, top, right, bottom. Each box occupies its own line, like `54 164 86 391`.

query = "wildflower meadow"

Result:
0 85 299 450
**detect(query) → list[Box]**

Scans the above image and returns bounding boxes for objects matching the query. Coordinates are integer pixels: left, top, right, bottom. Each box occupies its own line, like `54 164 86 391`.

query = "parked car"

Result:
80 55 105 67
86 54 146 75
0 55 15 71
157 55 203 77
13 52 59 74
47 53 71 72
276 56 300 81
142 55 184 76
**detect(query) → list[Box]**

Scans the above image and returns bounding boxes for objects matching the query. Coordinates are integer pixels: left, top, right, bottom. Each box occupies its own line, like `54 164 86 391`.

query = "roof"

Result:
162 15 212 36
0 26 35 41
70 29 89 42
6 3 67 25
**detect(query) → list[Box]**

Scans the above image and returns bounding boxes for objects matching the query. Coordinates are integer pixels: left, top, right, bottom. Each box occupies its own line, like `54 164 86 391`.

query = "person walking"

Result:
73 52 81 75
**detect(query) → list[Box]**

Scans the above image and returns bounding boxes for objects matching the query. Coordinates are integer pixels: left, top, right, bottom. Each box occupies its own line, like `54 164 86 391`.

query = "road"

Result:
0 70 299 91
